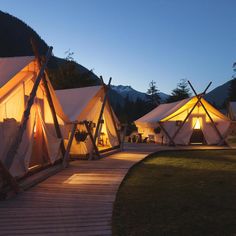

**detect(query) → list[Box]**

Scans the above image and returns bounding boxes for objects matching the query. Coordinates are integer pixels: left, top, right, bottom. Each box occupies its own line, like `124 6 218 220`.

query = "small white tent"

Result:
135 96 230 145
0 56 66 181
56 86 120 158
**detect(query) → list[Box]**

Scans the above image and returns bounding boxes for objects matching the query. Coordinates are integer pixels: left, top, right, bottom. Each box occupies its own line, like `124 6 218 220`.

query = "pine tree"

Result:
147 80 160 105
167 79 191 103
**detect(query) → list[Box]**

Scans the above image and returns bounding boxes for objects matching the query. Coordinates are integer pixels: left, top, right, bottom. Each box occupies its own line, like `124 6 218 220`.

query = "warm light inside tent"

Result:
33 123 37 134
193 117 201 130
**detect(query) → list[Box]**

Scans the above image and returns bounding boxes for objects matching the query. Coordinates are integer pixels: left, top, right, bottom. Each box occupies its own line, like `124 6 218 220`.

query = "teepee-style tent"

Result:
56 80 121 159
135 82 231 145
0 47 67 194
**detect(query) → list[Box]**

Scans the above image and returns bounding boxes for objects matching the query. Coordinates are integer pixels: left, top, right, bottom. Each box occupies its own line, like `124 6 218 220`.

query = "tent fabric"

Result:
0 56 64 178
228 102 236 120
135 97 192 128
0 56 35 88
135 96 230 145
56 86 120 156
56 86 102 121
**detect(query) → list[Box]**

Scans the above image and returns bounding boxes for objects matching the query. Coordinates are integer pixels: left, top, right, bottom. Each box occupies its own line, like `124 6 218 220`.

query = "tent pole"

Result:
198 100 225 144
4 46 53 171
158 122 175 146
84 121 101 159
0 160 20 194
31 39 66 157
172 81 213 143
171 98 201 141
94 77 112 144
62 123 77 167
188 81 225 144
102 83 121 146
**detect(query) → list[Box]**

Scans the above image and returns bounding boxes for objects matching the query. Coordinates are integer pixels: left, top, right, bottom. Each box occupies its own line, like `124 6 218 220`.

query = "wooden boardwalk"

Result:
0 144 230 235
0 145 158 236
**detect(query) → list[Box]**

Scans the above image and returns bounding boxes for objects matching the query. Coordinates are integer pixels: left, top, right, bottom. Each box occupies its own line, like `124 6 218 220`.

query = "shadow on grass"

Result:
112 149 236 236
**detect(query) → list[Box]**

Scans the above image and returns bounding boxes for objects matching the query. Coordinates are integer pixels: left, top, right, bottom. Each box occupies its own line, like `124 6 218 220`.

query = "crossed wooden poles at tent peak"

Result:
159 81 226 146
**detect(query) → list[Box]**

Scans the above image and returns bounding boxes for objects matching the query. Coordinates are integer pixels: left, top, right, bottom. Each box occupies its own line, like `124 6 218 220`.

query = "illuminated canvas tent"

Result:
56 85 120 158
228 102 236 120
0 55 67 185
135 96 230 145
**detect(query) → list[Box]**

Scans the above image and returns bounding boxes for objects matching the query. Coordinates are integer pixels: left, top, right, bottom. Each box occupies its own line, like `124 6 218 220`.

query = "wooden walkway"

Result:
0 144 230 235
0 145 159 236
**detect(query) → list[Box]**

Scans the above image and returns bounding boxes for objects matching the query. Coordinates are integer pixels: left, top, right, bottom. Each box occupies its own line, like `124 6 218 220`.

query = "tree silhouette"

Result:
147 80 160 105
167 79 191 103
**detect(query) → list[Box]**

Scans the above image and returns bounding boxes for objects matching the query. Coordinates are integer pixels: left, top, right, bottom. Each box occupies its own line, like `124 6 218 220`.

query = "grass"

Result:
112 149 236 236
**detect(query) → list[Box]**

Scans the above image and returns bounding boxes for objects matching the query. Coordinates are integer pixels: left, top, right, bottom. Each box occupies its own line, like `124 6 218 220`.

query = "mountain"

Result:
205 80 232 108
111 85 169 103
0 11 101 89
0 11 48 56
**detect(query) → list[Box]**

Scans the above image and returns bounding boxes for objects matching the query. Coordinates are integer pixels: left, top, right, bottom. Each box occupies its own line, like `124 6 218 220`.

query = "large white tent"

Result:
0 56 66 181
56 86 120 158
135 96 230 145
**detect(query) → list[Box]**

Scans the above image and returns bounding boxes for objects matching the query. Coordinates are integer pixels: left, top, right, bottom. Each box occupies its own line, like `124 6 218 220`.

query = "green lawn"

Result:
112 149 236 236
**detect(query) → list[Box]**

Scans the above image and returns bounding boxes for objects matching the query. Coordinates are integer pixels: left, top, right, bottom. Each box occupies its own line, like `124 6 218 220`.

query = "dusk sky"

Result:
1 0 236 94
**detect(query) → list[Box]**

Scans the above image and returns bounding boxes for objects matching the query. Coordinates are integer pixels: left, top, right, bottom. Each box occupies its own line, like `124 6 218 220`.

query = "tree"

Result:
228 63 236 101
167 79 191 103
147 80 160 105
65 49 75 62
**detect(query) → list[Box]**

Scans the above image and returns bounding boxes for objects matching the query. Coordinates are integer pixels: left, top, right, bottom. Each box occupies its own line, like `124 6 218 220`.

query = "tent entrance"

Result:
190 117 205 145
97 118 112 151
29 106 50 171
190 129 205 144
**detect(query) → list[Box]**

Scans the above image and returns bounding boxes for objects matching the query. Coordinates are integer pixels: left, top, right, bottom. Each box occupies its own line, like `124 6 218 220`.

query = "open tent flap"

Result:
103 103 119 147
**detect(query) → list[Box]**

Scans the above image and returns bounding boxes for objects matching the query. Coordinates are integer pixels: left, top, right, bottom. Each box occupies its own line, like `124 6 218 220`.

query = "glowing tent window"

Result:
193 118 201 130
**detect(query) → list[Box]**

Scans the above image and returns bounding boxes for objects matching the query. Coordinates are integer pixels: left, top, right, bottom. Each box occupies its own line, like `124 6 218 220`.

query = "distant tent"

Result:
135 96 230 145
56 85 120 158
228 102 236 120
0 56 66 182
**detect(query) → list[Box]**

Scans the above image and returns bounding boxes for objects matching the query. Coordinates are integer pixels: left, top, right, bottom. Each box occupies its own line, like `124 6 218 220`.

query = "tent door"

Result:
190 117 205 145
190 129 205 144
29 104 50 170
